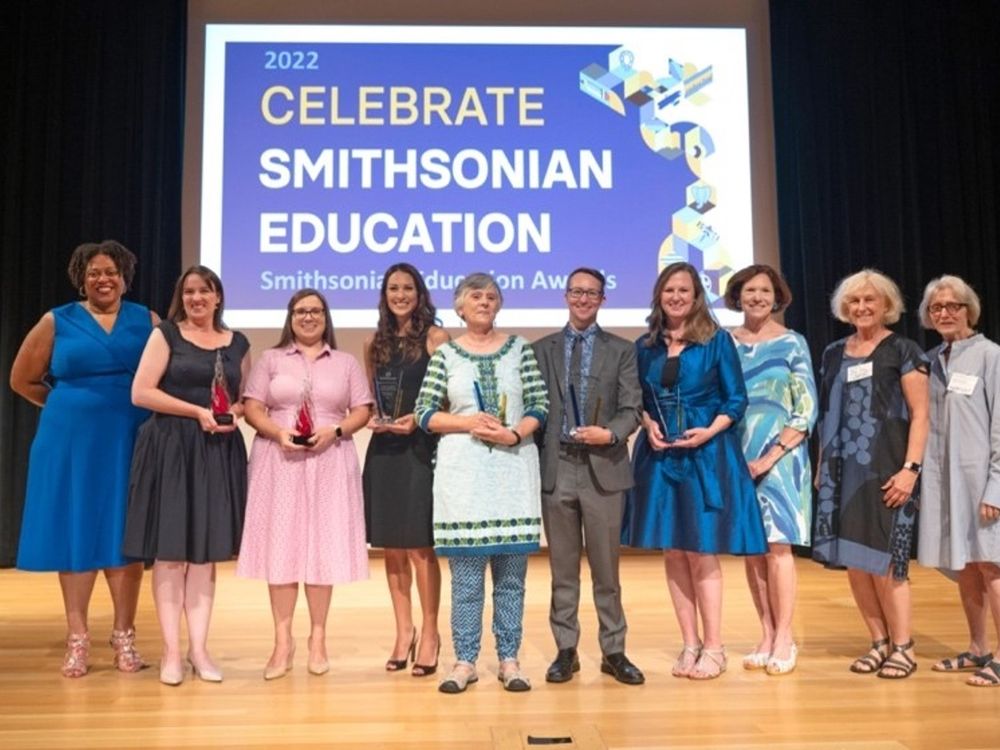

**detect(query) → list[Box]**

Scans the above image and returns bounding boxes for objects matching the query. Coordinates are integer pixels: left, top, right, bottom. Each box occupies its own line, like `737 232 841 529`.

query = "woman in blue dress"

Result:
725 264 818 676
10 241 155 677
623 261 767 680
813 269 929 679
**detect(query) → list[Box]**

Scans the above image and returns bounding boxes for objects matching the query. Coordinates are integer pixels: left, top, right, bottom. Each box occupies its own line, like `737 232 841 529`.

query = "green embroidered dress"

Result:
415 336 548 556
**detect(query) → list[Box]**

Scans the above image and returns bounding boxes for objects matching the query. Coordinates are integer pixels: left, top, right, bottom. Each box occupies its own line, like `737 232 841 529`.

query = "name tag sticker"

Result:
846 362 873 382
947 372 978 396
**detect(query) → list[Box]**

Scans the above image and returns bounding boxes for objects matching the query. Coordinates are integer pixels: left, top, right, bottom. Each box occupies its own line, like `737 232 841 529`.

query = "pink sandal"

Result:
110 627 147 673
61 632 90 678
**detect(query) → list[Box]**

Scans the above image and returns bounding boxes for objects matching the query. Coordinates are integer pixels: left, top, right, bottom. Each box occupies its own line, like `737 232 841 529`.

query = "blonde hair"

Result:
918 274 981 328
645 262 719 346
830 269 905 325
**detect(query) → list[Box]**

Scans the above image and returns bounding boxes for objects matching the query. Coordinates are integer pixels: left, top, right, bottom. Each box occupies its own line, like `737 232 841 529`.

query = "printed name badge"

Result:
947 372 978 395
846 361 873 382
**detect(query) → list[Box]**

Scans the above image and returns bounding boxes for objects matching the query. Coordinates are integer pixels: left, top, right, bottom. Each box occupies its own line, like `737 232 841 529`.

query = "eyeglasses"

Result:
85 269 121 280
928 302 967 315
292 307 325 319
566 288 603 300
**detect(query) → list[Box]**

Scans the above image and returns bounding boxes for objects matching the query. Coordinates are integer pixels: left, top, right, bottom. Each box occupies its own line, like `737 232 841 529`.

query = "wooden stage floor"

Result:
1 554 998 749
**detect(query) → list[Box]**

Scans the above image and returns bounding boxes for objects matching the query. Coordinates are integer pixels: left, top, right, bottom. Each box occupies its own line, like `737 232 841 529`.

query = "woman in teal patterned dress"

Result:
725 265 817 676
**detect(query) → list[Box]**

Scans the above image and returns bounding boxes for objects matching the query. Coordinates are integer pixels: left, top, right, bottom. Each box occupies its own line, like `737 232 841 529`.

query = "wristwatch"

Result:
902 461 921 474
335 426 343 440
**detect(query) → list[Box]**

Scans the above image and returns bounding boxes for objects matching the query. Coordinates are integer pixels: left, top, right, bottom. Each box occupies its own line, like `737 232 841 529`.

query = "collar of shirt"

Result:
282 342 334 358
564 322 600 343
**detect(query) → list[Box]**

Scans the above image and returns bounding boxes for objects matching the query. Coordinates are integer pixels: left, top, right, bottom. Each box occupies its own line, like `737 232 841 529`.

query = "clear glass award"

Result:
210 350 234 425
374 367 404 424
653 391 685 442
292 379 315 445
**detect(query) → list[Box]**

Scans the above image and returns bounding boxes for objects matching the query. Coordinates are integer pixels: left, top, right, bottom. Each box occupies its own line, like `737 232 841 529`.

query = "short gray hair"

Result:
918 274 981 328
453 272 503 316
830 269 905 325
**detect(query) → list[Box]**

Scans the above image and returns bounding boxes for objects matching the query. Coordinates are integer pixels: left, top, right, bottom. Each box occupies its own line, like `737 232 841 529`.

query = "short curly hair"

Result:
67 240 137 290
830 269 905 325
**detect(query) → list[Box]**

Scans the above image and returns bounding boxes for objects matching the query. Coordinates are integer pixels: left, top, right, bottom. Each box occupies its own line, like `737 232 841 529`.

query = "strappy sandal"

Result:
110 627 147 673
932 651 993 672
967 660 1000 687
438 661 478 694
671 643 702 678
877 640 917 680
498 659 531 692
689 647 727 680
61 632 90 678
850 637 889 674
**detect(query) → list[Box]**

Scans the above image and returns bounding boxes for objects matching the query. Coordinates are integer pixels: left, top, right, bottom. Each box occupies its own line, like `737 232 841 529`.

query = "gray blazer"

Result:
533 327 642 494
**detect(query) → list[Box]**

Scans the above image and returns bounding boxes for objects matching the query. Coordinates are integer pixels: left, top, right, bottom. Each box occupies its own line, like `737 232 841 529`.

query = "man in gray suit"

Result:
533 267 644 685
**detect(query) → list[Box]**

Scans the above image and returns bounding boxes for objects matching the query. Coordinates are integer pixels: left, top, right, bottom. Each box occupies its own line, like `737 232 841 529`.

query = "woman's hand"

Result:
747 456 774 480
642 411 668 451
472 420 518 446
384 414 418 435
980 502 1000 523
276 429 305 452
366 416 392 434
197 407 238 434
308 425 341 452
669 426 712 449
881 469 917 507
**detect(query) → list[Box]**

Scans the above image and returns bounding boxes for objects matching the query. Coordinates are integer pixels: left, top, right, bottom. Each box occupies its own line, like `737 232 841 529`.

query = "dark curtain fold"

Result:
0 1 185 565
771 0 1000 363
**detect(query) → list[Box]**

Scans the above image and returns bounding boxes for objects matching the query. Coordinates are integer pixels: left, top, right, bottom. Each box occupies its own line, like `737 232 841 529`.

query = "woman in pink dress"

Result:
237 289 372 679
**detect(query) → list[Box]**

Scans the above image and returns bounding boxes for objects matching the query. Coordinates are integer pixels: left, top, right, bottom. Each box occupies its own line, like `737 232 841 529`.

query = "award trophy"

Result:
292 380 315 446
210 350 234 425
373 368 404 424
653 390 685 443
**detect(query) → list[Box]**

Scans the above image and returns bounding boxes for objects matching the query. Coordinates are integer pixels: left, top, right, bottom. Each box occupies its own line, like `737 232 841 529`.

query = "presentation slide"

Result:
201 25 753 328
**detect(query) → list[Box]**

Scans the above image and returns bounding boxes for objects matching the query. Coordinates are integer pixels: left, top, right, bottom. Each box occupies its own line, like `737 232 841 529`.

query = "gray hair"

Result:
918 274 981 328
830 269 905 325
453 272 503 316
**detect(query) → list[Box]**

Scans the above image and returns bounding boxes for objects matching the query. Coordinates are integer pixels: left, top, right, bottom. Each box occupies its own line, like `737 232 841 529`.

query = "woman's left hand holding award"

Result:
292 380 315 446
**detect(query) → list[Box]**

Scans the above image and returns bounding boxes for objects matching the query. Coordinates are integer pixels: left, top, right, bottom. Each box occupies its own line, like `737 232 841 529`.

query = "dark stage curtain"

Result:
0 1 186 565
771 0 1000 362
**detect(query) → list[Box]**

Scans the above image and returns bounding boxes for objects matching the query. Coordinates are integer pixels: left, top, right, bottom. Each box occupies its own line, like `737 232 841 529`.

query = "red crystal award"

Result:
292 380 315 446
210 350 234 425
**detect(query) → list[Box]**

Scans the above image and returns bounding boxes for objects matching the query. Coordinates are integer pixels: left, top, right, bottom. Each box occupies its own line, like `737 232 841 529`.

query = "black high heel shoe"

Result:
412 637 441 677
385 628 417 672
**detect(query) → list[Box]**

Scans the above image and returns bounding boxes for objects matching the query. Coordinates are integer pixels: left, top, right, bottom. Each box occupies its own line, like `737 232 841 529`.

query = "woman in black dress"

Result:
123 266 250 686
363 263 449 676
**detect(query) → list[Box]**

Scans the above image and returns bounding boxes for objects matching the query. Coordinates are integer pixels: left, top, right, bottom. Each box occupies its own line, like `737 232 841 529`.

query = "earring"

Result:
772 303 780 312
78 286 87 298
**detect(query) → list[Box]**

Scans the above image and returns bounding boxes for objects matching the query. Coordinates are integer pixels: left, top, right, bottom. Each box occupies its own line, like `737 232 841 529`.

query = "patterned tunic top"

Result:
415 335 548 556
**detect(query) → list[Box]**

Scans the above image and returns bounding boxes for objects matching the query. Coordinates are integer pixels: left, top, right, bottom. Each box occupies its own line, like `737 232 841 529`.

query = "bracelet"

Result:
777 440 791 453
510 429 522 446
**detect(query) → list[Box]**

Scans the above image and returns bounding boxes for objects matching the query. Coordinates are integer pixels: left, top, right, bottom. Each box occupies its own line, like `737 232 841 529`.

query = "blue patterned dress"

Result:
734 331 818 545
623 329 767 555
812 334 929 579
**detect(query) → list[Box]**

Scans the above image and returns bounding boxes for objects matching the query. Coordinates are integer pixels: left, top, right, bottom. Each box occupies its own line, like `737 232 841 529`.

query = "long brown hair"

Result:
369 263 437 367
167 265 227 331
645 262 718 346
275 288 337 349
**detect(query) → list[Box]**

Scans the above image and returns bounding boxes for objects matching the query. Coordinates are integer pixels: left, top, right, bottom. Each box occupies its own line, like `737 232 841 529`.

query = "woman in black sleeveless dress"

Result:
363 263 449 676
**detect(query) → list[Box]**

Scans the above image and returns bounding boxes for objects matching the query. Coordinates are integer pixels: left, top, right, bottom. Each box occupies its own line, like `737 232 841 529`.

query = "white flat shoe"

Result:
766 643 798 676
742 651 770 670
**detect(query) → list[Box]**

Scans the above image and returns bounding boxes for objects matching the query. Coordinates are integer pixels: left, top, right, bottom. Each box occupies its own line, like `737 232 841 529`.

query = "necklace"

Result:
85 301 120 316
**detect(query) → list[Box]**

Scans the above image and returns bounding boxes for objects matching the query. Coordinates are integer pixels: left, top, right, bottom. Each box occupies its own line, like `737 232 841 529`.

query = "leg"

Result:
57 570 98 677
958 564 991 655
491 554 531 692
690 552 723 649
742 554 775 661
383 548 416 667
542 484 584 652
766 544 797 660
104 562 147 672
266 583 299 674
304 584 332 673
579 484 628 656
873 573 916 678
151 561 186 682
184 562 220 677
664 550 701 677
968 563 1000 686
845 568 890 673
408 547 441 670
448 556 487 665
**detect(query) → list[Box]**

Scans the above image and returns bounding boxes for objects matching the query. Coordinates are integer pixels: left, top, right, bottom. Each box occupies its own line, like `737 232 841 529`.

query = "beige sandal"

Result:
689 646 727 680
671 643 702 678
439 661 478 694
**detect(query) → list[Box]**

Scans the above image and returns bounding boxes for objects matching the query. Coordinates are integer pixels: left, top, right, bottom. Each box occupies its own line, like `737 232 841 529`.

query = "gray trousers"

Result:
542 450 627 656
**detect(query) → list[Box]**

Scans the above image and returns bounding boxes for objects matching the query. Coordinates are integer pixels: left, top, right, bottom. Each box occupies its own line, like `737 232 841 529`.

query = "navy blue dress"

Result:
17 301 152 572
622 329 767 555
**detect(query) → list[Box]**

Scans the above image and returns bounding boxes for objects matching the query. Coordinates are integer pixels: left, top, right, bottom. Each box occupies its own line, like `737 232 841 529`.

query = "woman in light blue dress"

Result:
726 265 817 676
623 262 767 680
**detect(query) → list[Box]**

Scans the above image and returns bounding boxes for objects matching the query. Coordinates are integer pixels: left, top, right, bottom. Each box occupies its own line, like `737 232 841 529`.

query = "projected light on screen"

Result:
201 25 752 328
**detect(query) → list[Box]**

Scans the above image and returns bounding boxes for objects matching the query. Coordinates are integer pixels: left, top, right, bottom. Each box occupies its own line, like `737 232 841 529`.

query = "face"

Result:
844 283 888 331
740 273 776 323
83 253 124 307
928 287 971 341
290 294 327 345
565 272 604 329
181 273 221 323
385 270 418 322
459 285 500 329
659 270 696 324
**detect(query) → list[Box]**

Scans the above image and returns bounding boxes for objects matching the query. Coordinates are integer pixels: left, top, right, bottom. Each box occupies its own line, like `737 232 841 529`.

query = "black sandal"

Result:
877 640 917 680
932 651 993 672
967 660 1000 687
850 637 889 674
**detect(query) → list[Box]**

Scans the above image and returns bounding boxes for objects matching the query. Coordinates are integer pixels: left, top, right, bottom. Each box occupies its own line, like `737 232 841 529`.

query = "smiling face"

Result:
83 253 124 308
565 271 604 330
181 273 221 324
740 272 776 325
385 270 418 324
459 285 501 330
290 294 326 346
845 283 889 332
928 287 972 342
659 269 696 326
